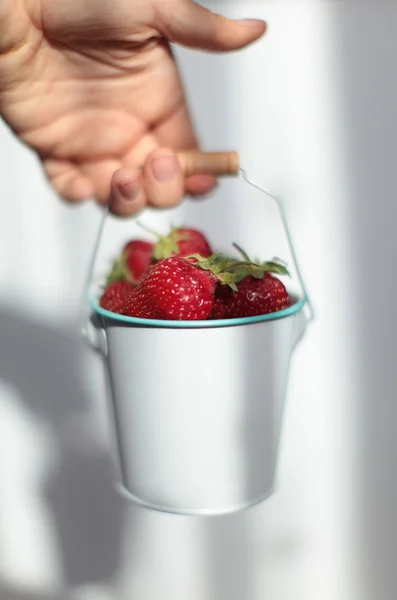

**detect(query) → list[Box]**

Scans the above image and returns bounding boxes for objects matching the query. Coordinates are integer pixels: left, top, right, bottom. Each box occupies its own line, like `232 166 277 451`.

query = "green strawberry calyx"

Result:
137 221 191 261
153 227 192 261
231 243 290 279
188 252 288 291
106 252 133 286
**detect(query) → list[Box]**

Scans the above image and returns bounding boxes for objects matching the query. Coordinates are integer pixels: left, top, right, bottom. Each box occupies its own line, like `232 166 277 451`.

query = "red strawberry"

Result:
211 284 230 320
212 273 291 319
122 289 165 320
124 240 154 282
99 281 134 314
176 228 212 258
152 226 212 261
123 256 217 321
107 239 154 286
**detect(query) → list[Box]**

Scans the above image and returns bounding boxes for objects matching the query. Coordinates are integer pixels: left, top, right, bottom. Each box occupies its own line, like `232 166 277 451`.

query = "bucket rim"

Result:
90 294 307 329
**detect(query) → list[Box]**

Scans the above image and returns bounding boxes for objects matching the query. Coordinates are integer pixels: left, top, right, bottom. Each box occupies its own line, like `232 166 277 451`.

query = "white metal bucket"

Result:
83 171 313 516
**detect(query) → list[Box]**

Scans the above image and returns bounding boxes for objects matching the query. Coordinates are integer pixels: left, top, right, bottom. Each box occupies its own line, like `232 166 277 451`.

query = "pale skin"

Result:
0 0 266 216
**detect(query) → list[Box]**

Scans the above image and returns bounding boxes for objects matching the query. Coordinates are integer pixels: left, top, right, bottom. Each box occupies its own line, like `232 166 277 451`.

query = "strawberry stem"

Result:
232 242 251 262
136 221 162 239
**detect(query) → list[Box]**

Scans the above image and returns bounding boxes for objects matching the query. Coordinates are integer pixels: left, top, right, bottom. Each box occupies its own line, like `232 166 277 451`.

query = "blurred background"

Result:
0 0 396 598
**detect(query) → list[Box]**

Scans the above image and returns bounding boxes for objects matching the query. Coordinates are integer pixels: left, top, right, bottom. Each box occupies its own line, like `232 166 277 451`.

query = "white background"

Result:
0 1 396 599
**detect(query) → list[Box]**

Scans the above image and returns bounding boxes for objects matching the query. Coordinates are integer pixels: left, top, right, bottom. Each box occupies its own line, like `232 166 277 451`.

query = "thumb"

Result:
157 0 267 52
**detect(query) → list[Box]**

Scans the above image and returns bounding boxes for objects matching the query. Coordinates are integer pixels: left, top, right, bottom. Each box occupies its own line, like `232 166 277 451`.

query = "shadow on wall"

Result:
0 304 125 591
0 304 257 600
0 582 66 600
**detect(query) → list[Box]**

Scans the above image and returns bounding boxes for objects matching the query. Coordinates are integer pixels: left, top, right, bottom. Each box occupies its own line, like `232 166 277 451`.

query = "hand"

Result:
0 0 265 216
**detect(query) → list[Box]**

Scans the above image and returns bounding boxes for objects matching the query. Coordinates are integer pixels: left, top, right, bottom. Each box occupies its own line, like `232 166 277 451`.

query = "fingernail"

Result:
237 19 266 27
118 178 140 201
151 154 178 183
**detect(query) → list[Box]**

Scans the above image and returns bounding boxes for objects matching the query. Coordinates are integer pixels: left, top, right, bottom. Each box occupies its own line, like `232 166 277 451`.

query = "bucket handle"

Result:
80 153 314 350
240 168 314 324
80 207 109 354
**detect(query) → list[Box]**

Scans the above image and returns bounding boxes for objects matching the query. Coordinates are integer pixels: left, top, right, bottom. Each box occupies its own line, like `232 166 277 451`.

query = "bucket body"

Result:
92 299 307 515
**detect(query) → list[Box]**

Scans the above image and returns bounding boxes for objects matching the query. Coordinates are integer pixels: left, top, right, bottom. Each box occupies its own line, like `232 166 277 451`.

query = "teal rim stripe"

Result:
90 295 307 329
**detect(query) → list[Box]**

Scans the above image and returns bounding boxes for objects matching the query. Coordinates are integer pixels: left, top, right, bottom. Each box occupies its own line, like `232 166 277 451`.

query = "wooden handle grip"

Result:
177 151 240 177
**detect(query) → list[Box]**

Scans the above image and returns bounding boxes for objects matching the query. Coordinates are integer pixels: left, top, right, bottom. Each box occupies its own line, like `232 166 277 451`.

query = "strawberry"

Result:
99 281 134 314
150 226 213 261
212 273 290 319
211 284 230 320
124 240 154 282
107 239 154 286
174 227 212 258
122 289 165 320
122 253 259 321
123 256 216 321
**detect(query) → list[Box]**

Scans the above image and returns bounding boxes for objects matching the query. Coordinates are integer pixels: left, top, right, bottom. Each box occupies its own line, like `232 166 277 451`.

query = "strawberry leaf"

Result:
232 243 290 277
188 253 286 289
